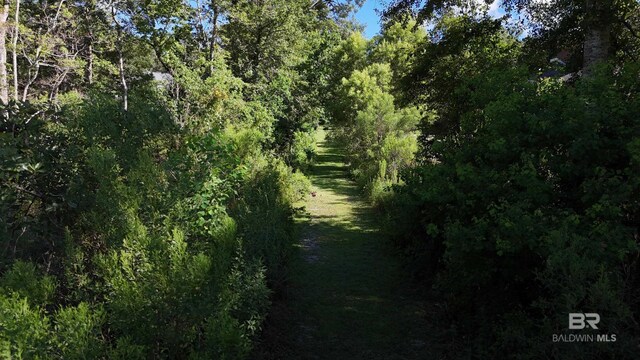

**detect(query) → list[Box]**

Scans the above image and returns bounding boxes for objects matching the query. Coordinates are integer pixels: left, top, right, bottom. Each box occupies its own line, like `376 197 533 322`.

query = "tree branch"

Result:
622 20 640 40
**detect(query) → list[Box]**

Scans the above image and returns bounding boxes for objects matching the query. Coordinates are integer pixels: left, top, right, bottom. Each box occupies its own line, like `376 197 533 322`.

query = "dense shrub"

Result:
0 261 106 359
288 130 317 171
390 63 640 358
233 157 310 290
0 1 350 358
330 60 420 205
0 84 310 358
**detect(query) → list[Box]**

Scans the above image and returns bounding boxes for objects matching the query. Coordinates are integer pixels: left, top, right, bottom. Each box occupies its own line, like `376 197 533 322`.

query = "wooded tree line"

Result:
0 0 362 357
326 0 640 358
1 0 639 358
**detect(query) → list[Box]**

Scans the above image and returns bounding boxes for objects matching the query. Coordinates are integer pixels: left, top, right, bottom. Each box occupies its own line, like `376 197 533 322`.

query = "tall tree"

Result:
11 0 18 101
0 0 9 105
19 0 79 102
224 0 310 84
110 0 127 111
383 0 640 70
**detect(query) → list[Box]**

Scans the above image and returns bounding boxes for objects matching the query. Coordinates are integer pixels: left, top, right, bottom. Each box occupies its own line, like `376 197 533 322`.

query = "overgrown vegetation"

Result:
325 2 640 359
327 21 424 206
1 0 639 358
0 0 360 357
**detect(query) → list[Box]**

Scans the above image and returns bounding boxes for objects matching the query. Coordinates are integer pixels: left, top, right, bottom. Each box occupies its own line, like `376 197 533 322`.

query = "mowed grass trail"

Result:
256 129 434 359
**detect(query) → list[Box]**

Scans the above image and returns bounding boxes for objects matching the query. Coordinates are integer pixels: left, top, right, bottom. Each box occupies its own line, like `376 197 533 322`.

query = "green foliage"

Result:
0 264 107 359
53 303 105 359
8 0 639 358
0 294 51 359
1 0 355 358
328 36 421 204
390 58 640 357
0 261 56 307
1 39 317 358
225 0 309 84
233 157 310 290
328 32 369 92
370 18 426 97
402 15 520 138
288 130 318 171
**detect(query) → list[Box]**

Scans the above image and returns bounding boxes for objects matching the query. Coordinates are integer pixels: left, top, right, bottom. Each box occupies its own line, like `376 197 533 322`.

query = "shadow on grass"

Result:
254 131 433 360
260 221 429 360
310 141 362 194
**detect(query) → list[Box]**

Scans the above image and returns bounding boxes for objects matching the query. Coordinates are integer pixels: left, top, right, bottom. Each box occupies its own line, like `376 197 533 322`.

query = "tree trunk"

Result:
118 48 127 111
11 0 18 102
83 2 94 85
22 49 40 102
49 68 69 101
583 0 611 71
86 41 93 85
112 7 127 111
0 0 10 105
583 25 611 70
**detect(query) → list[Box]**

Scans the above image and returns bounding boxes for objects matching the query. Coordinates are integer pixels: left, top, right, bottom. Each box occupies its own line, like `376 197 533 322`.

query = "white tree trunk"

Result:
0 0 10 105
21 49 39 102
12 0 19 102
86 42 93 84
118 49 127 111
112 6 127 111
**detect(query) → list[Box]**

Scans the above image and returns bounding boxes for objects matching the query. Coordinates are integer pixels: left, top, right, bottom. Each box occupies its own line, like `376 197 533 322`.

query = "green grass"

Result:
255 128 434 359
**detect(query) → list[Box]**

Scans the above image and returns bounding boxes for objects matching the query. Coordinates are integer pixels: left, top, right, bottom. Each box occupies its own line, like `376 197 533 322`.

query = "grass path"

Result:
256 129 433 359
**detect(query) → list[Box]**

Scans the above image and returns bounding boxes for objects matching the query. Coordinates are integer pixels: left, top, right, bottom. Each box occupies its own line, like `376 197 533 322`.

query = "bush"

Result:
0 265 106 359
54 303 105 359
390 63 640 358
233 157 310 290
331 62 419 204
0 261 56 307
288 130 317 171
0 84 306 358
0 294 50 359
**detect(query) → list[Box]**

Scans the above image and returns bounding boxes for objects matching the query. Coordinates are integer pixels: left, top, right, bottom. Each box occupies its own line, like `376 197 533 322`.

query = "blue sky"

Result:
354 0 384 38
355 0 508 38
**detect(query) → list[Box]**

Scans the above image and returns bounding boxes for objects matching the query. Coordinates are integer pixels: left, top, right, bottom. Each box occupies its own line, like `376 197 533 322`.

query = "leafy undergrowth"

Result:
254 129 436 359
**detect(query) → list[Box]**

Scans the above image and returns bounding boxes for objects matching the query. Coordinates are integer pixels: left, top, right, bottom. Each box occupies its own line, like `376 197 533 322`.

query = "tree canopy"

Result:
0 0 639 358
